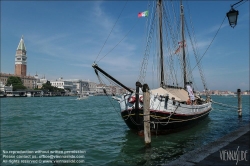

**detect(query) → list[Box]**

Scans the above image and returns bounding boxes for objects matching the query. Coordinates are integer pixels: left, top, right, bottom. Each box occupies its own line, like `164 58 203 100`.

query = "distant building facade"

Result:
88 82 97 94
34 74 48 89
95 84 128 95
0 81 13 93
50 78 74 90
53 79 97 94
0 73 36 89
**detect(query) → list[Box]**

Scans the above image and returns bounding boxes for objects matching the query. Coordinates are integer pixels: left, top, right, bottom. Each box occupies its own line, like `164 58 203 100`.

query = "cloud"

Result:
30 1 140 82
26 33 71 58
206 21 228 35
69 63 92 68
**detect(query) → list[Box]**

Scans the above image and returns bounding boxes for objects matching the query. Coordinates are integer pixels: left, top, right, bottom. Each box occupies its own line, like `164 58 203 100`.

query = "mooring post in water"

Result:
143 84 151 147
237 89 242 117
135 82 142 124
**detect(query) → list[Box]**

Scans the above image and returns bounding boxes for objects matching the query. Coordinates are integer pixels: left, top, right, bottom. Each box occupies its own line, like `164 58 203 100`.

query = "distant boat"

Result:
77 93 88 100
27 92 32 97
92 0 212 134
0 91 6 98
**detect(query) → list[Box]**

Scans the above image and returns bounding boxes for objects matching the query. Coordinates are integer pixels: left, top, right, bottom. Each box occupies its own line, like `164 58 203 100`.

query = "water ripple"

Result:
0 95 249 165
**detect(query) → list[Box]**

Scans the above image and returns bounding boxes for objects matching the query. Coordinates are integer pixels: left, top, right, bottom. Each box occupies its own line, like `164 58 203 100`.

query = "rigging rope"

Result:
94 69 122 118
97 19 139 63
162 2 179 86
185 19 207 92
138 12 157 84
212 100 238 109
94 1 128 63
191 16 226 72
212 96 249 111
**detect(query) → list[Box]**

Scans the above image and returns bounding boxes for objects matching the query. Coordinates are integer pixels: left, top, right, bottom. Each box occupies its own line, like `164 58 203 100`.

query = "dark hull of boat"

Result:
121 108 212 134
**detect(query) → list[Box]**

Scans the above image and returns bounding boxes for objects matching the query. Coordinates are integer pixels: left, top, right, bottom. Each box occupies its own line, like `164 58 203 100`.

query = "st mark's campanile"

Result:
15 36 27 76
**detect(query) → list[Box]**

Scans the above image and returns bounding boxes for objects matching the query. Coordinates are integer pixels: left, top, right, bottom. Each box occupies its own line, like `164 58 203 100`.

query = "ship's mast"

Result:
181 1 187 89
157 0 165 88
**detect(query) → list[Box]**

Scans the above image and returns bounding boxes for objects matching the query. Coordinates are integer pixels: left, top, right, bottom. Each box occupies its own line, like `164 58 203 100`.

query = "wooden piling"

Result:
143 84 151 147
135 82 142 124
237 89 242 117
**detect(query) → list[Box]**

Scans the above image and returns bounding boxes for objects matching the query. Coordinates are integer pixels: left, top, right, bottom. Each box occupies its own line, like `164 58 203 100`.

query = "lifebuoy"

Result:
139 96 143 103
128 96 136 103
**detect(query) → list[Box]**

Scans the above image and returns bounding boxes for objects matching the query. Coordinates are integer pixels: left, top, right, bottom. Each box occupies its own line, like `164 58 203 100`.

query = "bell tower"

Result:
15 35 27 76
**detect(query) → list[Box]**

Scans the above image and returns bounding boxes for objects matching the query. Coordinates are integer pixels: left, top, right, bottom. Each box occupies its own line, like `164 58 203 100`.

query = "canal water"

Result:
1 95 249 165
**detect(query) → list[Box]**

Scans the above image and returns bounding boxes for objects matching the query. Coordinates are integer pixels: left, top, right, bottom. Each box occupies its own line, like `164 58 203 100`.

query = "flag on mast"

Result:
138 10 149 18
174 47 181 54
174 40 186 54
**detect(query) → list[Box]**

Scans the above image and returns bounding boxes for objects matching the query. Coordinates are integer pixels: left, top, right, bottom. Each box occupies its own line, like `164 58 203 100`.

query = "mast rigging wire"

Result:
191 16 226 72
94 1 128 63
97 19 139 63
190 0 245 73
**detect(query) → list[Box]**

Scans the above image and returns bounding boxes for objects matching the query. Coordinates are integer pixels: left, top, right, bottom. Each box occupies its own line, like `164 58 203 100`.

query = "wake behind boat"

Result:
92 0 212 134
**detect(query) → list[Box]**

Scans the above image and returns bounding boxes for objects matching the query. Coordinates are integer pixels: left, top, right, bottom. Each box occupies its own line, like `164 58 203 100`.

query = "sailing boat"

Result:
93 0 212 134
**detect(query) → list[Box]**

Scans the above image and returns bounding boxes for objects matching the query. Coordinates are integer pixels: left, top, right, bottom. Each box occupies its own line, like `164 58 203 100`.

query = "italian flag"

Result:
138 10 149 18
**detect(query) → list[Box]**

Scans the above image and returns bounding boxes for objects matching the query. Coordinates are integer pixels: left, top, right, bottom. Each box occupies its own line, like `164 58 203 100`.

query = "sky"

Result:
1 0 249 92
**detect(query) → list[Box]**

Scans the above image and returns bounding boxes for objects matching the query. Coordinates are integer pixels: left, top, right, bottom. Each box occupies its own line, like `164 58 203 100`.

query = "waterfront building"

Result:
53 79 97 95
65 79 81 94
117 87 128 94
34 74 48 89
213 90 219 95
96 84 105 95
70 79 97 94
95 84 111 95
0 75 8 85
50 77 74 91
0 73 36 89
88 81 97 94
34 73 41 89
95 84 131 95
81 80 89 92
110 85 120 95
40 75 48 84
61 79 86 94
242 91 249 95
0 81 13 93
